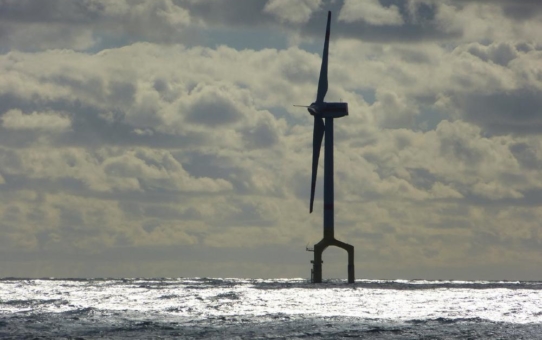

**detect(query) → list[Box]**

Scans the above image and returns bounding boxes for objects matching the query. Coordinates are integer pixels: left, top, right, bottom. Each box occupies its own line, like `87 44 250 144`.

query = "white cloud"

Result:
372 90 419 129
183 84 245 127
429 182 463 199
2 0 542 279
264 0 321 24
101 148 233 193
338 0 404 26
472 181 524 200
435 2 542 43
2 109 71 131
0 0 192 51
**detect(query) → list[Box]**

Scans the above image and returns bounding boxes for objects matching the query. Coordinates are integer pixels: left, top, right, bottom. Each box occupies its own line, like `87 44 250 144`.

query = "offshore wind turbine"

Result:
297 11 354 283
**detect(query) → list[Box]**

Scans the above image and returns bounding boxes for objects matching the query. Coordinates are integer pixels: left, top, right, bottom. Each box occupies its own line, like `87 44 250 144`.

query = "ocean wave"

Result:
2 278 542 338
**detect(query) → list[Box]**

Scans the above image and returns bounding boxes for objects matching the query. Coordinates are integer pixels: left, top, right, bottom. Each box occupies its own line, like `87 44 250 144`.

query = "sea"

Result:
1 278 542 339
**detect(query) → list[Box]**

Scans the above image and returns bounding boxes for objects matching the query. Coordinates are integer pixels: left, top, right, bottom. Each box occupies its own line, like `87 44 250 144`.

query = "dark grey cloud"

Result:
177 0 270 27
0 0 99 24
290 1 461 43
179 149 283 196
455 87 542 135
0 173 87 197
0 94 205 149
509 142 542 170
185 94 243 127
336 1 462 43
182 0 461 43
439 131 484 164
0 0 458 53
0 50 212 149
407 168 437 191
242 121 279 149
2 0 536 53
181 0 542 47
179 151 251 194
456 0 542 20
467 42 519 66
0 0 192 51
178 151 234 180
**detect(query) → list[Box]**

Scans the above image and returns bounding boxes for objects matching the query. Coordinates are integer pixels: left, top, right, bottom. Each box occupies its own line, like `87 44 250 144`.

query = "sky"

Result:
1 0 542 280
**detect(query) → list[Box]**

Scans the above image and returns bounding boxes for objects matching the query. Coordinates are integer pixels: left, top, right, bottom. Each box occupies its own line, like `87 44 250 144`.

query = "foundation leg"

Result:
312 246 323 283
347 247 355 284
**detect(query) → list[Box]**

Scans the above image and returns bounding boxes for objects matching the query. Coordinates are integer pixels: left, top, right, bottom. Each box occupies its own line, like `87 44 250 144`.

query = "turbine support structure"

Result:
323 118 334 240
311 118 355 284
298 10 355 283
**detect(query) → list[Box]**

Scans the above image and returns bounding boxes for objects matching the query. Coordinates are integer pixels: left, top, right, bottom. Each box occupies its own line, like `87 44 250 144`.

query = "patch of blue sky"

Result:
353 88 376 105
298 38 325 55
85 34 134 54
415 105 445 131
267 106 309 126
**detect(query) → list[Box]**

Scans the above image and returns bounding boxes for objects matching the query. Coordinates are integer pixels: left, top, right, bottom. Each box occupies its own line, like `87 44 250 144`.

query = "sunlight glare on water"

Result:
1 278 542 339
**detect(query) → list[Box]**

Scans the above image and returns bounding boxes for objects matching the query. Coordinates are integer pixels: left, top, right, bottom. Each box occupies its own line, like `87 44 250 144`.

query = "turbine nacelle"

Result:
308 102 348 118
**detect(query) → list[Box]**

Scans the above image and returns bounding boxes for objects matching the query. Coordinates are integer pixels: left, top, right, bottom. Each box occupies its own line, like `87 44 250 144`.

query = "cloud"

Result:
0 0 191 51
435 1 542 43
0 146 232 196
4 0 541 54
179 0 269 28
242 116 280 149
102 149 233 193
466 42 519 66
264 0 321 24
2 0 542 279
339 0 404 26
509 141 542 170
184 85 244 127
455 0 542 21
372 90 419 129
454 87 542 135
2 109 71 131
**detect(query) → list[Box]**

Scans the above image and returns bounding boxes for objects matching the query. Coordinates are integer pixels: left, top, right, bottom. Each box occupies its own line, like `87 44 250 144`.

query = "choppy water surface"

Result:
1 278 542 339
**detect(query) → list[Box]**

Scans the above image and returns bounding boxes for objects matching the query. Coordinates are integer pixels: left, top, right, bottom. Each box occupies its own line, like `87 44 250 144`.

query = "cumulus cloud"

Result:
454 88 542 135
372 90 419 129
339 0 404 26
2 0 542 279
466 42 519 66
184 85 244 127
102 149 233 193
455 0 542 21
0 0 191 51
2 109 71 131
264 0 321 24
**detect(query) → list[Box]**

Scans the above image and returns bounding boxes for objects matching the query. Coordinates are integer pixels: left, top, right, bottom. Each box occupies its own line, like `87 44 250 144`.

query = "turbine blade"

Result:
316 11 331 103
310 116 325 213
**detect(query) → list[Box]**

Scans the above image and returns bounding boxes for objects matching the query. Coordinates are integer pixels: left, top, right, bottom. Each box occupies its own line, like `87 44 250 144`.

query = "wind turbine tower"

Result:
299 11 355 283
